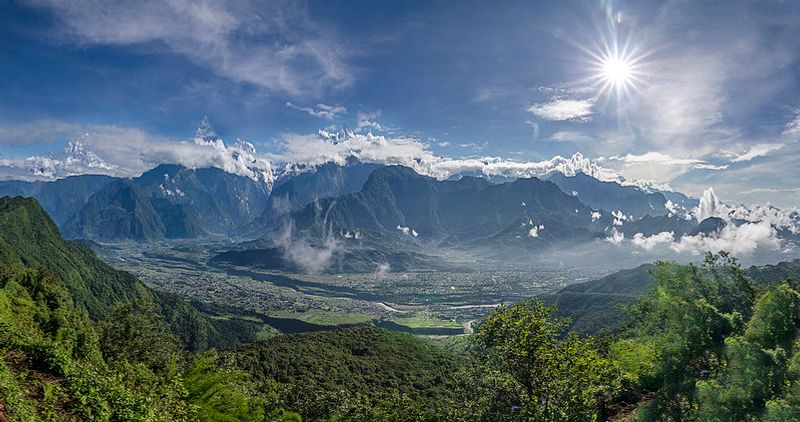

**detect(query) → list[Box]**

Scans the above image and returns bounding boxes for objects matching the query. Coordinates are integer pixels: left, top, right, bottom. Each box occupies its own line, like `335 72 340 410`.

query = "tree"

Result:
614 253 756 420
470 300 619 421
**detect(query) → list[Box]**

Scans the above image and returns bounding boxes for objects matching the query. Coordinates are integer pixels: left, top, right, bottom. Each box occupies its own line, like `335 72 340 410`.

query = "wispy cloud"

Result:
528 99 594 122
355 111 390 132
0 120 84 146
26 0 353 96
286 102 347 120
607 152 703 166
730 143 784 163
543 131 595 143
785 109 800 135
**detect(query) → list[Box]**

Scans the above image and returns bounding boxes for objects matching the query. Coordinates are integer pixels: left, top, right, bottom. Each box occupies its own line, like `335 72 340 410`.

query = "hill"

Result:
232 326 463 420
0 195 256 350
551 258 800 336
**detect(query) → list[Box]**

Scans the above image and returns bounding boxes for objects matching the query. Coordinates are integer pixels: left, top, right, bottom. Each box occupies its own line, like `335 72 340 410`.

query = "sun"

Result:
600 56 633 87
591 48 643 99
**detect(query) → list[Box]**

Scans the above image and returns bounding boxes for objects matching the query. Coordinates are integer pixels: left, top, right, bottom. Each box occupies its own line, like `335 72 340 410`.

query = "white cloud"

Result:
694 163 729 170
273 132 623 182
27 0 352 96
605 228 625 245
286 102 347 120
695 187 724 222
0 119 274 185
396 225 418 237
355 111 387 132
528 99 594 122
628 222 781 256
630 232 674 251
730 143 784 163
608 152 703 166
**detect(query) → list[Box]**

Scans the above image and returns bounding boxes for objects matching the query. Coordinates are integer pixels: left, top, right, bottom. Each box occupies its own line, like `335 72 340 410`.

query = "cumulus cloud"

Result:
26 0 352 95
692 187 800 234
695 187 724 222
528 99 594 122
396 225 418 237
627 222 781 256
286 102 347 120
631 231 675 251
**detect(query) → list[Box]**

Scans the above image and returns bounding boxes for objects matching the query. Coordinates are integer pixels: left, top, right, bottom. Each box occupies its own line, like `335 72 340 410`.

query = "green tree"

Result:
615 253 756 420
470 300 620 421
693 282 800 421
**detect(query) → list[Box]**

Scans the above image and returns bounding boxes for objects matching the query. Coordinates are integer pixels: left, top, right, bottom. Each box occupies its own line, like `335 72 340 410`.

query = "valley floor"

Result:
91 238 614 338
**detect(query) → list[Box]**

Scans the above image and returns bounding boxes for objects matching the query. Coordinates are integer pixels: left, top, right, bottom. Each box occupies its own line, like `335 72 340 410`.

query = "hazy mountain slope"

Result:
0 174 115 225
547 171 668 218
209 246 460 274
60 164 272 241
270 165 609 248
62 180 165 241
133 164 271 234
267 161 383 214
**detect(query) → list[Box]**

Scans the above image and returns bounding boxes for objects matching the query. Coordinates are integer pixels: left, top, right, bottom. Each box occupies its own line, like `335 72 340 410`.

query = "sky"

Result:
0 0 799 207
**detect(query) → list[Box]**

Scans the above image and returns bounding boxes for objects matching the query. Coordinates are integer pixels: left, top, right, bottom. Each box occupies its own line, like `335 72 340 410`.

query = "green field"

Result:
268 309 375 326
391 313 462 329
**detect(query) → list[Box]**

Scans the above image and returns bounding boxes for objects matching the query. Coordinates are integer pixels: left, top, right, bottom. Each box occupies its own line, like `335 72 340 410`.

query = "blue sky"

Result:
1 0 799 206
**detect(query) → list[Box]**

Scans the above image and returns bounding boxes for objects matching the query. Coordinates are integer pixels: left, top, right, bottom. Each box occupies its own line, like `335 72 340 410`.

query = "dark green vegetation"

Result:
0 200 299 420
0 196 255 349
607 253 800 420
550 258 800 337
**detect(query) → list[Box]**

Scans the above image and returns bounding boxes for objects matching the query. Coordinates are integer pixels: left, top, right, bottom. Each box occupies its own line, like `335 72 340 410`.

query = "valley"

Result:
92 238 612 337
